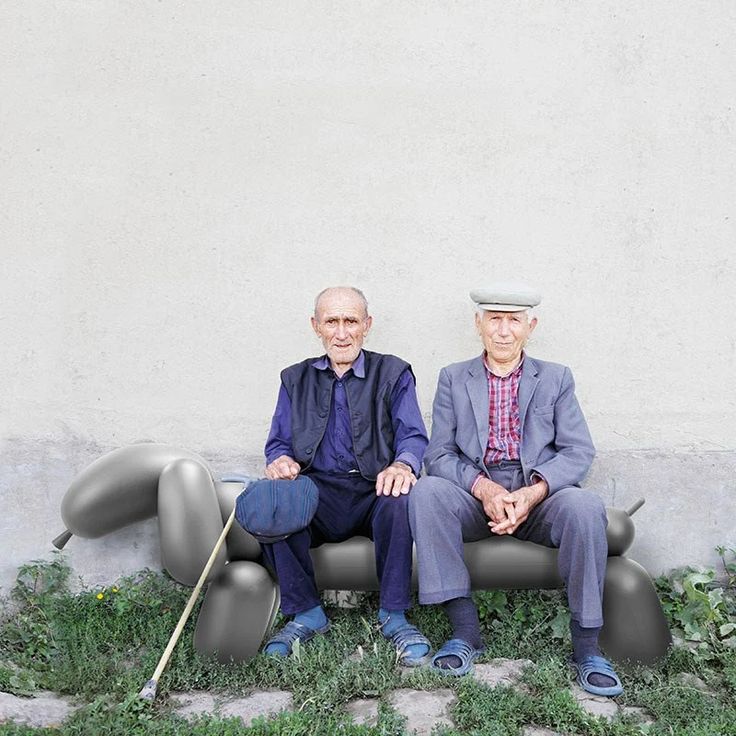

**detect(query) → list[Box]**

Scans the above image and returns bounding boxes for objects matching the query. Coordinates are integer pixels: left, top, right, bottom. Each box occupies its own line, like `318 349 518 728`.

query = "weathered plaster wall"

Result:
2 1 735 594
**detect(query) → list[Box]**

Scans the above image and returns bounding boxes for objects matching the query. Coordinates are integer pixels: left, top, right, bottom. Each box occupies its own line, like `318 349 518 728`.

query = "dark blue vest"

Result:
280 350 411 480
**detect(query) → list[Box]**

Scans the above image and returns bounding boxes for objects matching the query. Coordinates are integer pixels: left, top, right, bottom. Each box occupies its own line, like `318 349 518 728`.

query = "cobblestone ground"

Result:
0 659 654 733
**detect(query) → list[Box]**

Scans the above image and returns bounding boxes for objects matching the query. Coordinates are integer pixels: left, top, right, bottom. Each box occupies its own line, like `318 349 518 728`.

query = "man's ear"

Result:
528 316 538 334
364 315 373 334
474 311 482 334
311 316 320 336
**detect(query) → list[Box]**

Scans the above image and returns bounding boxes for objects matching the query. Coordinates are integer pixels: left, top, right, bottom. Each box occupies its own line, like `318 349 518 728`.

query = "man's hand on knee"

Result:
376 462 416 497
265 455 301 480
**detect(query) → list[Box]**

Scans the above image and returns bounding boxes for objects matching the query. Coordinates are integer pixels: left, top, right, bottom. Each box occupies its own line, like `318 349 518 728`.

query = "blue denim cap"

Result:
234 476 319 543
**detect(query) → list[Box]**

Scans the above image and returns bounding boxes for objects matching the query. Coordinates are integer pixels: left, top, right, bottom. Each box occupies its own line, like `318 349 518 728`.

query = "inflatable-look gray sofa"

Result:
54 444 672 665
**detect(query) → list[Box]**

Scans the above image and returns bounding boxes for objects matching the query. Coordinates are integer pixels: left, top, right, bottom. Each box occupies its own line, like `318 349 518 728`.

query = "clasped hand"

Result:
473 477 548 535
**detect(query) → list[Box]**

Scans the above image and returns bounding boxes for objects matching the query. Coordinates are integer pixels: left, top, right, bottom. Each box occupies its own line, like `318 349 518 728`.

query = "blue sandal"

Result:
570 655 624 697
430 638 483 676
380 622 432 666
263 620 330 657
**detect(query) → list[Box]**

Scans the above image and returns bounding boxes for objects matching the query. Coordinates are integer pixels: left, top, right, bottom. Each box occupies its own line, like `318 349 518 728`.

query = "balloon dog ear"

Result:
54 443 207 542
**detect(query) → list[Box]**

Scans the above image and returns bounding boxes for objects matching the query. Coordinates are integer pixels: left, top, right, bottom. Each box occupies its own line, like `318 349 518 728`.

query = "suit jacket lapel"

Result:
466 356 489 454
519 355 540 434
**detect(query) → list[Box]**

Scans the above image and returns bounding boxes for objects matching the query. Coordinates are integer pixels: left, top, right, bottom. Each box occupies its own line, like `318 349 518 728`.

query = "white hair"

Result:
314 286 369 319
476 307 536 322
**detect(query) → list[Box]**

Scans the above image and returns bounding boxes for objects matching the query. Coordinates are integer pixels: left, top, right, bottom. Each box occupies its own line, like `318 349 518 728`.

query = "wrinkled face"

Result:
475 309 537 367
311 289 372 370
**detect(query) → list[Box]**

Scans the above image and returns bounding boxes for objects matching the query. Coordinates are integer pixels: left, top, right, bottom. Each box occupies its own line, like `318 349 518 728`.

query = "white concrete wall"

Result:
2 1 735 593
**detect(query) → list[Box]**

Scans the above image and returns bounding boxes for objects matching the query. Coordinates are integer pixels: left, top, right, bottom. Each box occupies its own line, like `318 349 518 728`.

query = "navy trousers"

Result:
259 470 414 615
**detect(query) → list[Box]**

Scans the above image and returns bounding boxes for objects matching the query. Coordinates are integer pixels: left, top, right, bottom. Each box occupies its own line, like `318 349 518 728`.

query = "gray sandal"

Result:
430 638 483 676
380 621 431 666
263 620 330 657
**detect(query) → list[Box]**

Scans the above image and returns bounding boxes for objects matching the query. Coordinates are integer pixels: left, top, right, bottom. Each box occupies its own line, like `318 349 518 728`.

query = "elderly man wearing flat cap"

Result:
409 283 623 696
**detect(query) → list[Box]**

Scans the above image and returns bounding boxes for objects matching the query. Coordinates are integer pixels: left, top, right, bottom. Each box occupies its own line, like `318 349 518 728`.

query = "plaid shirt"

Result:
482 353 524 465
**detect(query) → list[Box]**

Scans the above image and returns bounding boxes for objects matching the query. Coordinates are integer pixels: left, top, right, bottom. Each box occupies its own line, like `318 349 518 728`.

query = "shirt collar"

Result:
482 351 525 379
311 350 366 378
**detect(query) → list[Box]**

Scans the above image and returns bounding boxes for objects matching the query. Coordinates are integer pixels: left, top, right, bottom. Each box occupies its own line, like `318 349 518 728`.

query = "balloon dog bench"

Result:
54 444 672 666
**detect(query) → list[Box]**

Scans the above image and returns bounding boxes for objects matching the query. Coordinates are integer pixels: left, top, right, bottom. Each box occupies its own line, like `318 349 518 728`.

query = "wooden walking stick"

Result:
138 507 236 701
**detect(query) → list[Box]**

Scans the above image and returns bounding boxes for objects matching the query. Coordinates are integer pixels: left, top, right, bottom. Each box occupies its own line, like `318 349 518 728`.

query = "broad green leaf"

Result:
719 622 736 638
550 609 570 640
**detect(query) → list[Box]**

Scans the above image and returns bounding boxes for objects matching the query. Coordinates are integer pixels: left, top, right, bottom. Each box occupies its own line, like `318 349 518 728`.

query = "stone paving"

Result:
0 659 656 733
169 689 294 726
0 690 79 728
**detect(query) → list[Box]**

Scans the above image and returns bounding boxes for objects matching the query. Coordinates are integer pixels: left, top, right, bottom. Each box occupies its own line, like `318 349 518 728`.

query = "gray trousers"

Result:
408 463 608 628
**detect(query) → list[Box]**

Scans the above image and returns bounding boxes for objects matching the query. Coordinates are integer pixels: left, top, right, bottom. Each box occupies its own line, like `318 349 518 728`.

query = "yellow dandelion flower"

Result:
111 587 119 593
96 592 104 600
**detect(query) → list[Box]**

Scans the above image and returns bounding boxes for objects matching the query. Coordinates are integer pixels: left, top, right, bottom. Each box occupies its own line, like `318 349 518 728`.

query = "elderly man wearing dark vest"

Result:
260 286 431 664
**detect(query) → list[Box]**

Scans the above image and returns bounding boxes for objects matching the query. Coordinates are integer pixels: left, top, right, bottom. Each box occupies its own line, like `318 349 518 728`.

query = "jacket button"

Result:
318 412 326 418
474 457 480 463
306 448 313 455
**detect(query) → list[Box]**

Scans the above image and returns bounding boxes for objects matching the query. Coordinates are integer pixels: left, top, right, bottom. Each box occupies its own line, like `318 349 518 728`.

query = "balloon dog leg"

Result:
193 561 280 664
600 556 672 665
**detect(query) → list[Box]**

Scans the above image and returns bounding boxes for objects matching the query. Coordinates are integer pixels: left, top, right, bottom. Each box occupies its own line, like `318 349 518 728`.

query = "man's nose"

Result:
335 322 348 339
496 318 511 335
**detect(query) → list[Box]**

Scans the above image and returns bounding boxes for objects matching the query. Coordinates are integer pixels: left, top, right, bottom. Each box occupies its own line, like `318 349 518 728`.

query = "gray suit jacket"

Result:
424 354 595 494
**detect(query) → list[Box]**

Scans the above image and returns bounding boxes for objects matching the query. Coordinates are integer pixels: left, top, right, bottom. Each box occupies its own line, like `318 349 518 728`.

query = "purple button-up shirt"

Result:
265 351 428 475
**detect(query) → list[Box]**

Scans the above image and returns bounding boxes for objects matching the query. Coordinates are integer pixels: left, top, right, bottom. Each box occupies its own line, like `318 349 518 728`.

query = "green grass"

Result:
1 553 735 735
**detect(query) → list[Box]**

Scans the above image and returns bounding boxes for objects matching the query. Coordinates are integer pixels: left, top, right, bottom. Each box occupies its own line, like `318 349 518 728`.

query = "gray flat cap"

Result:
470 282 541 312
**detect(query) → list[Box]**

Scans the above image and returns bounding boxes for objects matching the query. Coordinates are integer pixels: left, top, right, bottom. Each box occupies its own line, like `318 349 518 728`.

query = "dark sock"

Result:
435 597 482 669
570 620 616 689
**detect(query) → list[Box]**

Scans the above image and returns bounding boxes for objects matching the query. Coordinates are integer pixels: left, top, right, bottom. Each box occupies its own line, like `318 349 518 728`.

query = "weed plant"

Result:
0 551 735 735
